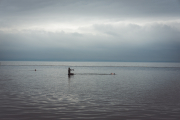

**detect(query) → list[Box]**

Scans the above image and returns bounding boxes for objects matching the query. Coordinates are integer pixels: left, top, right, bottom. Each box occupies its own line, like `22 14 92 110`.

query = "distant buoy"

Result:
35 69 36 71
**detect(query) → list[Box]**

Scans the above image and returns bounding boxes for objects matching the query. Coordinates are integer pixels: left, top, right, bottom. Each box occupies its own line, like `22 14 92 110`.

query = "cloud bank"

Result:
0 0 180 61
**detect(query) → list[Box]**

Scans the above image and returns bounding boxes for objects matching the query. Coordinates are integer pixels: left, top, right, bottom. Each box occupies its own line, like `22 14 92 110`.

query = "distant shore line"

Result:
0 65 180 68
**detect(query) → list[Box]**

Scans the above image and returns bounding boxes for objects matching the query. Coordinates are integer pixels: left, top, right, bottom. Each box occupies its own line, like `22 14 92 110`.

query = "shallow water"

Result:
0 61 180 120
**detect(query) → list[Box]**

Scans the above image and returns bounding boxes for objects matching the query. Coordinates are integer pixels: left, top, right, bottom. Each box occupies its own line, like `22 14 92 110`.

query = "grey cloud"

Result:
2 0 179 17
92 22 180 45
1 0 180 26
0 0 180 61
0 21 180 61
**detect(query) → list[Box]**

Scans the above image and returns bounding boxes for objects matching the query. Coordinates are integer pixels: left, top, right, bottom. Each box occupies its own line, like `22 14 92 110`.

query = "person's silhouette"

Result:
68 67 74 75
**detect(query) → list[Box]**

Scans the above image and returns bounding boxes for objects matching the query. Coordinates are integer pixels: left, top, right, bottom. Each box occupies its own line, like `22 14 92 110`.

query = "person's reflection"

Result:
68 75 71 86
68 74 73 81
68 75 74 92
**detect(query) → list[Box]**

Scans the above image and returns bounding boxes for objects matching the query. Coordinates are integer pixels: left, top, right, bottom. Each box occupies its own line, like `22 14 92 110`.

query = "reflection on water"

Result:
0 62 180 119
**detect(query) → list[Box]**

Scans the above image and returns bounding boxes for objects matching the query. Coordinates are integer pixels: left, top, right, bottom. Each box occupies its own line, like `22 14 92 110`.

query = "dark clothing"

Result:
68 68 71 75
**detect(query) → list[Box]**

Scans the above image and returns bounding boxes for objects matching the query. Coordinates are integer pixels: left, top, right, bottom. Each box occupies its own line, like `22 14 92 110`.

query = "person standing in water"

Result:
68 67 74 75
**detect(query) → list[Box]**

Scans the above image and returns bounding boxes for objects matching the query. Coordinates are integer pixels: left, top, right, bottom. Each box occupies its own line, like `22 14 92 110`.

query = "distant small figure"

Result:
111 73 115 75
68 67 74 75
35 69 36 71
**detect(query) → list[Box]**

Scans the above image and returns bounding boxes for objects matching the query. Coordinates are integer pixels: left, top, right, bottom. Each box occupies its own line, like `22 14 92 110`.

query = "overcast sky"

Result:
0 0 180 61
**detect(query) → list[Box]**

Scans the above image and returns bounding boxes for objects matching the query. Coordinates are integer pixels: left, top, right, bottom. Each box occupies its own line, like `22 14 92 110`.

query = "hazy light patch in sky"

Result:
1 19 180 36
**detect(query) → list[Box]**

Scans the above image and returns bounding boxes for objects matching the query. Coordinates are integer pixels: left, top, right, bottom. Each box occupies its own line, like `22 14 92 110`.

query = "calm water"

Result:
0 61 180 120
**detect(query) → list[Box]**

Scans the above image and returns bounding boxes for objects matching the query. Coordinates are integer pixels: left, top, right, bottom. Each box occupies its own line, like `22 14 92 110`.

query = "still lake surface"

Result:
0 61 180 120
